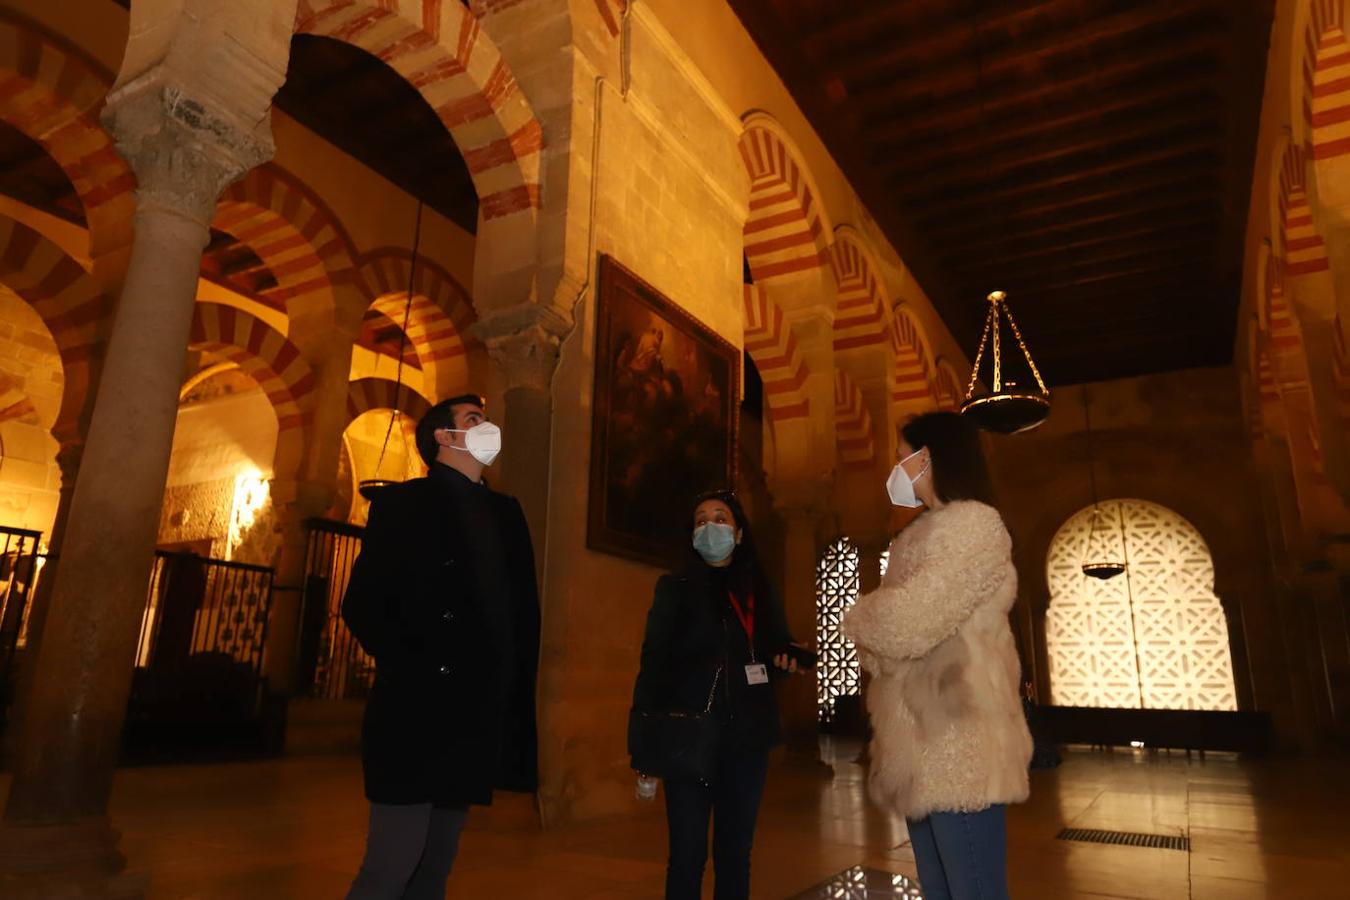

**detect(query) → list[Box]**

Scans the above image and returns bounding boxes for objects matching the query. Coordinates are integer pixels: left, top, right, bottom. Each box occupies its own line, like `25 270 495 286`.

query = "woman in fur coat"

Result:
843 412 1031 900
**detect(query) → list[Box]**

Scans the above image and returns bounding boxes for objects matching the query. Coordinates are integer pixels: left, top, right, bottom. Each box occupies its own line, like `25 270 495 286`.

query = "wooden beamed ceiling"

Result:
729 0 1276 385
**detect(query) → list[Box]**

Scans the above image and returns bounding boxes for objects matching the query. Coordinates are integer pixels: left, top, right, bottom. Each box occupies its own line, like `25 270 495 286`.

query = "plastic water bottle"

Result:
636 774 659 802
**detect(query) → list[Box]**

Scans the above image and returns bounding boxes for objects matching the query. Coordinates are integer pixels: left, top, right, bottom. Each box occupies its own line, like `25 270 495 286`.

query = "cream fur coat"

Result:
842 500 1031 820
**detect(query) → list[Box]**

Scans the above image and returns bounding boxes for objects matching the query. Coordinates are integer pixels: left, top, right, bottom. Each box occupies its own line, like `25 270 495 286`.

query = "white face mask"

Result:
886 449 930 508
444 422 501 466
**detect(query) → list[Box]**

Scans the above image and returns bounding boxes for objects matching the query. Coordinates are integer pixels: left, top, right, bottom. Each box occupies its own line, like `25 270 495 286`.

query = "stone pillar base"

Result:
0 819 145 899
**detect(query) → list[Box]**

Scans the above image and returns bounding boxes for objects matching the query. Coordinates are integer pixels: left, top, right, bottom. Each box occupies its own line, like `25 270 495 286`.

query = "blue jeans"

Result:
906 805 1010 900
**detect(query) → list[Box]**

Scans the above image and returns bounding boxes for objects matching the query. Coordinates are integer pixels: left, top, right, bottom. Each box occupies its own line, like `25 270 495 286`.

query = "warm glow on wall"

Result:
227 469 270 560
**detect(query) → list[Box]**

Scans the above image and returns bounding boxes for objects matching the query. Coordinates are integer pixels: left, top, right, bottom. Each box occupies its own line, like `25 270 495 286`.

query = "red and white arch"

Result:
742 284 809 421
296 0 544 220
739 115 831 283
189 303 317 432
346 377 432 426
1303 0 1350 160
891 305 936 409
1279 143 1331 277
833 370 874 469
830 231 892 354
214 164 361 310
933 358 963 412
0 12 134 245
361 248 475 400
0 214 111 438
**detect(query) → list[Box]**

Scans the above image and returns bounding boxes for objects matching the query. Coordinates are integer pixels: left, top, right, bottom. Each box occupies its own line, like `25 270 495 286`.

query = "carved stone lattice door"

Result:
1045 499 1238 711
816 538 860 723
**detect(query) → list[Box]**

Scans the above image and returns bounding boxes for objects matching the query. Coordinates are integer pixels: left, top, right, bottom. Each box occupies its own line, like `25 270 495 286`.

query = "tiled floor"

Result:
6 740 1347 898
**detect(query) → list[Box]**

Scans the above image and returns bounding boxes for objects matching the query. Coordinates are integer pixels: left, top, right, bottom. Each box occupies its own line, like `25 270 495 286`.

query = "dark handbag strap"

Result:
702 666 722 715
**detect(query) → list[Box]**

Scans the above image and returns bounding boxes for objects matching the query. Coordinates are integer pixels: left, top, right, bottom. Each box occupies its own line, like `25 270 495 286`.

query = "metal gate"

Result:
0 526 42 719
297 518 372 699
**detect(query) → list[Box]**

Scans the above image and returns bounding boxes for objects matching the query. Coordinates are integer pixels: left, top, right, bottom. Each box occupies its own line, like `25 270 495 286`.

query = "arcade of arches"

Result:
0 0 1347 895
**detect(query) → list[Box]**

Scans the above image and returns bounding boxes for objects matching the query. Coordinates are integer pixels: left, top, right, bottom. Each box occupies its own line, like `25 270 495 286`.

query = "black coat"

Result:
341 468 540 806
630 557 794 761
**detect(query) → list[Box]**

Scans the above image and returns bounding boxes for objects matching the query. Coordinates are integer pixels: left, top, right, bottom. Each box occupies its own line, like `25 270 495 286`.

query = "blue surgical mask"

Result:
693 523 738 563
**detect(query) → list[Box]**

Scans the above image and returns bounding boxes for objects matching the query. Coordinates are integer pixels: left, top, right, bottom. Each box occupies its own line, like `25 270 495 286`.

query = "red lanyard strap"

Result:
728 590 755 644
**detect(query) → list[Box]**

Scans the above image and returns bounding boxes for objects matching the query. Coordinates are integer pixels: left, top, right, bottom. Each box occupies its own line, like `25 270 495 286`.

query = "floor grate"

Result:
1056 827 1189 851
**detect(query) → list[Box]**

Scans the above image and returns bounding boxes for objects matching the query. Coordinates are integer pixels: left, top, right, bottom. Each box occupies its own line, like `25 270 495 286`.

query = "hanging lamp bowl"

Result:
358 478 400 501
1082 560 1126 580
960 392 1051 434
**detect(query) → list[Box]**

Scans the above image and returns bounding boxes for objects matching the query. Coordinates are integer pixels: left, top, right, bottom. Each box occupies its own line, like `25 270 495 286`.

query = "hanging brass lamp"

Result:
358 201 424 502
960 290 1051 434
1078 386 1125 580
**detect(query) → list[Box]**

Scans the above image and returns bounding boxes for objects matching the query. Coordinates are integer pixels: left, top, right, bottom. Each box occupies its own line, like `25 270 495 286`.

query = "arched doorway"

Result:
1045 499 1238 711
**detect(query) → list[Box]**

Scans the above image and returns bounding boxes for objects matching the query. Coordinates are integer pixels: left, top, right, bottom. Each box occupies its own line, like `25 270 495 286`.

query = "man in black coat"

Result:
343 394 540 900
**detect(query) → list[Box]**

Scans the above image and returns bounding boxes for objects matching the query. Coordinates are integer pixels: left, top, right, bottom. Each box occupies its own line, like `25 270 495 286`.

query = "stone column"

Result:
473 307 568 555
260 295 362 695
0 86 268 894
774 500 827 752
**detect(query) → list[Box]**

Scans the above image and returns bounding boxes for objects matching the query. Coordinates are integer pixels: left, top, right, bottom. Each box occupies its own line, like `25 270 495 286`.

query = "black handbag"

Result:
628 667 722 783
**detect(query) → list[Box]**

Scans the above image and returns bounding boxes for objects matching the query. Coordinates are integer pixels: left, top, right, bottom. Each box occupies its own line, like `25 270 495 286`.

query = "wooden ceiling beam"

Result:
954 239 1216 293
940 192 1216 249
817 0 1070 85
872 70 1219 155
848 0 1223 103
896 132 1225 210
949 214 1218 271
920 169 1218 228
888 101 1222 189
856 25 1223 117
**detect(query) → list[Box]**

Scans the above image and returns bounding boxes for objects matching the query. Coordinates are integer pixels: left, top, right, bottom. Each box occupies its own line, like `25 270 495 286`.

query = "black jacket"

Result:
630 556 794 759
341 466 540 806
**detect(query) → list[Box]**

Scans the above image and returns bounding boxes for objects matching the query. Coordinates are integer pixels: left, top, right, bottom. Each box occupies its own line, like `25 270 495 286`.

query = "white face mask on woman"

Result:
885 449 930 508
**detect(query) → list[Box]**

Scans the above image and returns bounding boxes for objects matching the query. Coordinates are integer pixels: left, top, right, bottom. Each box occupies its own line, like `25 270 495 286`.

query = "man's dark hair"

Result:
900 412 998 507
415 394 486 467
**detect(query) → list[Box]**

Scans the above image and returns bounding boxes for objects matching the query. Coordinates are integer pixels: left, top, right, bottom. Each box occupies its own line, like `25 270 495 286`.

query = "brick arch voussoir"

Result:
891 305 936 409
742 284 809 422
0 14 135 240
346 377 432 427
830 230 892 355
1303 0 1350 161
295 0 543 221
739 114 831 283
189 302 317 432
833 369 875 469
0 214 112 433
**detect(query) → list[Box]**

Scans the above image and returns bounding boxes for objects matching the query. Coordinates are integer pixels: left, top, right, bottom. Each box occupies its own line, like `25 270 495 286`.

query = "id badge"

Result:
745 663 769 686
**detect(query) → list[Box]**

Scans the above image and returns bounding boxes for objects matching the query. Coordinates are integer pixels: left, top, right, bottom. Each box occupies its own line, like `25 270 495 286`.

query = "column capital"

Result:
102 80 272 227
472 304 572 393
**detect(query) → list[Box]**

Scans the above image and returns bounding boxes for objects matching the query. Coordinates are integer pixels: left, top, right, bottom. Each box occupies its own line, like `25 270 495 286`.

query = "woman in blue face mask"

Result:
629 489 810 900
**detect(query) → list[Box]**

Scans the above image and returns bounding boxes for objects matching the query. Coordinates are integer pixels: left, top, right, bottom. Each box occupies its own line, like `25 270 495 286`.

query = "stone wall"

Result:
0 286 62 537
986 366 1300 747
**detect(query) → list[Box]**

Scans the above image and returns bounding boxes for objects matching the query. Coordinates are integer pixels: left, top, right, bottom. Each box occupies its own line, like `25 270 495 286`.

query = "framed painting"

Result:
587 255 740 568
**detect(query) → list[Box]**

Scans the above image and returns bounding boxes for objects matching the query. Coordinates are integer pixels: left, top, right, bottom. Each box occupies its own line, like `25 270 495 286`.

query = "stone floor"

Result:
11 739 1346 898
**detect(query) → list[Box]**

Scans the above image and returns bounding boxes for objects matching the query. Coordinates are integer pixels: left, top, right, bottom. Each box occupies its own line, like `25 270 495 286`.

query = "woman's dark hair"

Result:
901 412 998 507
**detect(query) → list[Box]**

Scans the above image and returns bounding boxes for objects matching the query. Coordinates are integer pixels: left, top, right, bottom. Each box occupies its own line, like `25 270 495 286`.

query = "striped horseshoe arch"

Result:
189 303 317 431
295 0 544 220
0 215 112 433
833 370 875 470
739 117 830 283
361 248 475 366
1304 0 1350 161
830 233 892 355
214 164 361 309
742 284 809 422
0 13 134 241
346 377 432 426
891 305 936 410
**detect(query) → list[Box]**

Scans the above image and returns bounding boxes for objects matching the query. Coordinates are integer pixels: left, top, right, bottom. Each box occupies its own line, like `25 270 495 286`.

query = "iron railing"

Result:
137 551 274 683
0 526 42 674
298 518 373 699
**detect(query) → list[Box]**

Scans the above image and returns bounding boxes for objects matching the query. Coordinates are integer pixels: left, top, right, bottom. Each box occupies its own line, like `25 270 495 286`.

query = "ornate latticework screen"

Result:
1046 500 1237 711
816 538 861 722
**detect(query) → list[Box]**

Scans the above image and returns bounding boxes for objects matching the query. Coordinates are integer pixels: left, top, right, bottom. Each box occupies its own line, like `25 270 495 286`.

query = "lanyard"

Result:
728 590 755 661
